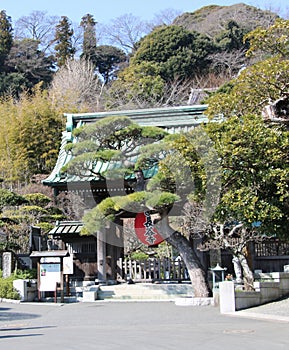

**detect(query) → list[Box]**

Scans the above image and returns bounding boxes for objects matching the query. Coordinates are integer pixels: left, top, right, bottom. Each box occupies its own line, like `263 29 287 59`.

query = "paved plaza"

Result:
1 299 289 350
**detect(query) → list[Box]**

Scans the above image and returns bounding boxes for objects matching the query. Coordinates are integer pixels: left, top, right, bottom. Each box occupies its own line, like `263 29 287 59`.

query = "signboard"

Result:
63 255 74 275
134 212 164 246
39 263 61 291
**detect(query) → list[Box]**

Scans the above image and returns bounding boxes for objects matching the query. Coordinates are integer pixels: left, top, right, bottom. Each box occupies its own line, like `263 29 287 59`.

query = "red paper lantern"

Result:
134 212 164 246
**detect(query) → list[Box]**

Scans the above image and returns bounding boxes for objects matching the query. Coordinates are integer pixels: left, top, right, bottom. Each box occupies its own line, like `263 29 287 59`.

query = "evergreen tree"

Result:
0 10 13 70
54 16 75 67
131 25 215 82
94 45 126 83
215 20 248 51
80 14 97 62
6 39 55 90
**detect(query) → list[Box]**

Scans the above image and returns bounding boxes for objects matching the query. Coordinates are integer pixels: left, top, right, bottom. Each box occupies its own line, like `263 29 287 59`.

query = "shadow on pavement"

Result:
0 325 55 331
0 325 56 340
0 333 42 339
0 309 41 322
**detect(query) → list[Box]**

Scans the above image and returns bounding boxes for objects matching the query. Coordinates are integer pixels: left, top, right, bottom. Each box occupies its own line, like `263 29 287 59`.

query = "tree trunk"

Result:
232 252 254 291
238 253 254 291
155 212 210 297
232 256 243 283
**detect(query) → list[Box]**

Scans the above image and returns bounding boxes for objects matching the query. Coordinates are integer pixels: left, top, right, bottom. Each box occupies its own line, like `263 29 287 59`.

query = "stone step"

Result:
97 283 194 300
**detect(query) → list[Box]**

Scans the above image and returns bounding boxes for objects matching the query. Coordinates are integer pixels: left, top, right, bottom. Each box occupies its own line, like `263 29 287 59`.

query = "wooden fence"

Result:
117 258 189 283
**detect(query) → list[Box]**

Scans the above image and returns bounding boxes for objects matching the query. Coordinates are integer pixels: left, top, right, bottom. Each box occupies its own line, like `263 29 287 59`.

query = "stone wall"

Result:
219 272 289 313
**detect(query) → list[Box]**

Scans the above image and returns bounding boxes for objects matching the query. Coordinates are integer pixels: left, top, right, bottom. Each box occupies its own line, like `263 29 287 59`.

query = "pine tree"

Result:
54 16 75 67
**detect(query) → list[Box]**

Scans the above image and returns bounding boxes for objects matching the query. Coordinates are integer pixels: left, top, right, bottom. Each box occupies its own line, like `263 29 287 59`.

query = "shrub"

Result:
0 189 27 210
130 251 149 261
0 268 36 300
14 268 37 280
0 274 21 300
23 193 51 206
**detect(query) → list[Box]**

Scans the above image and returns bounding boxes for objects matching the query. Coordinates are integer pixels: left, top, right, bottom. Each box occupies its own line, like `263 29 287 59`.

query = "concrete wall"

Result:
13 279 37 302
219 272 289 313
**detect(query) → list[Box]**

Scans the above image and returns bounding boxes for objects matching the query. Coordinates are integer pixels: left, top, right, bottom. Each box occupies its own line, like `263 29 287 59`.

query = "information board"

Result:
39 263 61 291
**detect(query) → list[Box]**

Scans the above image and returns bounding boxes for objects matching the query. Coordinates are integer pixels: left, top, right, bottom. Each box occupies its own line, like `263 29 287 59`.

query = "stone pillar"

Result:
97 229 107 284
2 252 13 278
219 281 236 313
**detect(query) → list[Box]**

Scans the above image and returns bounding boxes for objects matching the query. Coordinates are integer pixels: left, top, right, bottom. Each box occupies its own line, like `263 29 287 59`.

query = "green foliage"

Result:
0 10 13 68
215 20 249 51
13 268 37 280
23 193 51 206
36 221 54 234
54 16 75 67
0 186 66 253
0 274 21 300
0 87 63 183
114 191 150 213
146 191 180 210
0 72 27 97
93 45 126 83
82 197 118 233
206 20 289 120
202 19 289 239
65 116 167 179
83 191 164 233
76 115 221 234
83 190 180 234
0 240 21 252
131 25 214 82
0 11 54 97
208 56 289 118
0 189 27 210
6 39 54 91
245 19 289 59
0 268 36 300
205 115 289 235
80 13 97 62
130 251 149 260
18 205 48 216
107 62 166 108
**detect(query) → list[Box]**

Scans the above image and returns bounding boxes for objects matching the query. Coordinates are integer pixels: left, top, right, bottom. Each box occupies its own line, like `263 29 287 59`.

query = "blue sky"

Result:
1 0 287 24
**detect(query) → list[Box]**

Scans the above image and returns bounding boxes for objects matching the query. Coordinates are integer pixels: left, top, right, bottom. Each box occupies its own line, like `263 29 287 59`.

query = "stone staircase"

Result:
96 283 194 301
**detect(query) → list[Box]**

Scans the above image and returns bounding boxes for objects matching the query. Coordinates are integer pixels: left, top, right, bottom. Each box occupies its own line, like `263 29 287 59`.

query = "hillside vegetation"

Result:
173 3 279 38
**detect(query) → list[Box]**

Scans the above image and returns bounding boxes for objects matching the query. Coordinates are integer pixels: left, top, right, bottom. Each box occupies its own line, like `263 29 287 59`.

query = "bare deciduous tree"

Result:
14 11 59 53
146 8 182 31
49 58 105 112
106 73 228 111
55 192 87 221
209 49 249 78
101 13 149 53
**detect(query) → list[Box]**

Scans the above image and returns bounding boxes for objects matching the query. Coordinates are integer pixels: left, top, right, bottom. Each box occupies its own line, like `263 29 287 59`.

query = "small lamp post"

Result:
210 263 227 290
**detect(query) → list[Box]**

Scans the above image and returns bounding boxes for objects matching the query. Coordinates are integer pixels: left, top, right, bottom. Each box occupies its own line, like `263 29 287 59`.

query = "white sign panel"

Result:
39 263 61 291
40 257 61 263
63 255 74 275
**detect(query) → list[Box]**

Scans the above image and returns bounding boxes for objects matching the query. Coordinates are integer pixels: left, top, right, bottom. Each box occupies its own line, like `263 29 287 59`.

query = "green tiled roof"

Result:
43 105 211 187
